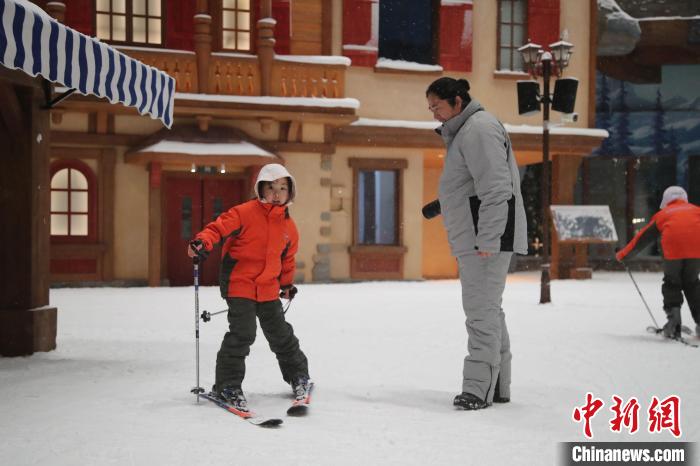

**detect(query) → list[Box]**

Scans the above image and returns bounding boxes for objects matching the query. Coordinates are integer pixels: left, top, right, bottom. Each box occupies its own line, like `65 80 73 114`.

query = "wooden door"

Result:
166 176 246 286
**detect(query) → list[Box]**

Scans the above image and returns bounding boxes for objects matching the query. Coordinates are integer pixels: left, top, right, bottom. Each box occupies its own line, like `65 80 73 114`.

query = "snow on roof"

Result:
352 118 609 138
375 58 443 73
352 118 440 130
504 124 609 137
342 44 378 52
441 0 473 5
138 140 277 157
117 45 195 55
494 70 530 77
638 15 700 21
275 55 352 66
211 51 257 59
598 0 637 21
175 92 360 109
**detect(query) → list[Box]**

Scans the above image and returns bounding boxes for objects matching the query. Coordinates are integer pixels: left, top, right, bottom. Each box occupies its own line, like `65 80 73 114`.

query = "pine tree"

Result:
651 88 667 156
595 73 614 155
613 81 634 156
667 127 681 157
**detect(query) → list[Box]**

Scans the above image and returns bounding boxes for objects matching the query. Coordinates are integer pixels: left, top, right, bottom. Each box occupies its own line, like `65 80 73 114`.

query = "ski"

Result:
287 382 314 417
198 392 283 427
646 326 698 348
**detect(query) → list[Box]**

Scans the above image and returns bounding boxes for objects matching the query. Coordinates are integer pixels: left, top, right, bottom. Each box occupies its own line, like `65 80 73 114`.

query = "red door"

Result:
166 176 246 286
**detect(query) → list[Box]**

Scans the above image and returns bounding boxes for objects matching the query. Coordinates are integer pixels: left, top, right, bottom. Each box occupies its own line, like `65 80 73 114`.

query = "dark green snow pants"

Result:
214 297 309 393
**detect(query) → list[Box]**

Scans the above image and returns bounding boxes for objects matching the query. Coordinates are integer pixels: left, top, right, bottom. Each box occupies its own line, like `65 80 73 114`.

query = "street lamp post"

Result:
518 39 574 304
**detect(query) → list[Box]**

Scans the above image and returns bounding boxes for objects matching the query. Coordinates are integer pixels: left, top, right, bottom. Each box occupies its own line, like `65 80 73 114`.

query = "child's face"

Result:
261 177 290 205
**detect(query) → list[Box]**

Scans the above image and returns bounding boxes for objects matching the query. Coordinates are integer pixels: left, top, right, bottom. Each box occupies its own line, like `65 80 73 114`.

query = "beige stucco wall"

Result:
284 151 327 284
341 0 591 128
113 149 149 280
329 147 423 280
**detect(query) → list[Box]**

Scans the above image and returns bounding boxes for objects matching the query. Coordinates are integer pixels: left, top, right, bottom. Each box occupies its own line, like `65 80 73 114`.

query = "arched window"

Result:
50 161 98 243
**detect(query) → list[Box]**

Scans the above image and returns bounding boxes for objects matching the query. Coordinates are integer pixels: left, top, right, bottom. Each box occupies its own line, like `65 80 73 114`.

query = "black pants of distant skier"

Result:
214 298 309 393
662 258 700 326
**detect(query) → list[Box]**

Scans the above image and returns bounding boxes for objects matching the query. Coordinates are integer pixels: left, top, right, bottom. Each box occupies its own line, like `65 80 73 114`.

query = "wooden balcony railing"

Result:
118 48 347 98
210 53 260 95
272 58 346 98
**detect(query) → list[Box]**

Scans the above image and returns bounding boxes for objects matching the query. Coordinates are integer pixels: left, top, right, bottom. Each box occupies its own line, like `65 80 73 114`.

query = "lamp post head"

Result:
549 40 574 76
518 40 543 77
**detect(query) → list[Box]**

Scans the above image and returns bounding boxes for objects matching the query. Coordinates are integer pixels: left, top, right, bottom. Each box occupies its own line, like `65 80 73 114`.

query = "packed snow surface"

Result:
1 272 698 465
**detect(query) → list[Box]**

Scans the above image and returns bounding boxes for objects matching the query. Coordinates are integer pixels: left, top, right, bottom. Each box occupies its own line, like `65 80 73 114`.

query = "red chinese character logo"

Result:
573 392 604 438
648 395 681 437
609 395 640 434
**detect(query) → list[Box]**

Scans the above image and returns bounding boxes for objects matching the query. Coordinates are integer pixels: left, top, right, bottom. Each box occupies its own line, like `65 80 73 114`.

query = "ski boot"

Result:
453 392 489 410
219 387 248 412
291 375 311 400
662 307 681 339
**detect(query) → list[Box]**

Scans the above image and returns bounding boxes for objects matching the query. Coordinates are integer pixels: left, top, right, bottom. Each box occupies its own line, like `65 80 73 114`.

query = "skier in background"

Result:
188 163 310 411
616 186 700 338
425 77 528 410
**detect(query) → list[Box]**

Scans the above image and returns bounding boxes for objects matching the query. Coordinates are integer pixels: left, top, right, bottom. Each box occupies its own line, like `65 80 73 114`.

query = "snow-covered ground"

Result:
1 272 698 466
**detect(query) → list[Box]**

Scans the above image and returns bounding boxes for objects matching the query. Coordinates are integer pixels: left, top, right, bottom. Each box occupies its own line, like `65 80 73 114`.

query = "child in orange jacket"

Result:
188 163 310 410
616 186 700 338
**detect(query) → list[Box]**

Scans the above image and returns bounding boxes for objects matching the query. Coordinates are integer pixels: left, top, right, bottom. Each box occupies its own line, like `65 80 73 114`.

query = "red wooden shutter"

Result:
439 1 473 72
166 0 195 51
342 0 377 67
272 0 291 55
528 0 560 48
64 0 93 36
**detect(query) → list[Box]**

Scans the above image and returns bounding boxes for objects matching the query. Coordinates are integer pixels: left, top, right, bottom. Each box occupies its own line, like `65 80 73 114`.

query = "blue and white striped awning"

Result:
0 0 174 127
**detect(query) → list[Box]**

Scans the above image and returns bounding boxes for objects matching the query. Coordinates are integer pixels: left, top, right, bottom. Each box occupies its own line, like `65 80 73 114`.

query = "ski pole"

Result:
624 265 661 329
190 256 205 401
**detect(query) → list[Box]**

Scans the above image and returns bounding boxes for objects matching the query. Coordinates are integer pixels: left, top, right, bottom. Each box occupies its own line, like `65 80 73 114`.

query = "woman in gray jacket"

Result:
425 77 527 410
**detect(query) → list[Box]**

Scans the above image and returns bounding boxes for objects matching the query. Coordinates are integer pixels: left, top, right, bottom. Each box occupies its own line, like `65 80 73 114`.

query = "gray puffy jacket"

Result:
437 99 528 256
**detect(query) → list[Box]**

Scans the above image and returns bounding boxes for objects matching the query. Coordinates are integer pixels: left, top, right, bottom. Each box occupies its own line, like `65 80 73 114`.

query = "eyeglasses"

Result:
427 100 445 113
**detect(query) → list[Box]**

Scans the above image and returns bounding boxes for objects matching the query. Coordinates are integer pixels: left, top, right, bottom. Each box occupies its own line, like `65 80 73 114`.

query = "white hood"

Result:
255 163 296 205
660 186 687 209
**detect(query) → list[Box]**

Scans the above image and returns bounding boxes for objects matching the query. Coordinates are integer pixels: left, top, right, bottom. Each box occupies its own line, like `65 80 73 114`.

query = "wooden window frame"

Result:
348 157 408 280
94 0 165 46
496 0 528 71
213 0 257 53
50 159 98 244
49 149 116 283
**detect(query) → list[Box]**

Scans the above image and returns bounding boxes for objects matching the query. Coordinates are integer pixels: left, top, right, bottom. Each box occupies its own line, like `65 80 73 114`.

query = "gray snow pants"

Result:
214 297 309 393
457 252 513 403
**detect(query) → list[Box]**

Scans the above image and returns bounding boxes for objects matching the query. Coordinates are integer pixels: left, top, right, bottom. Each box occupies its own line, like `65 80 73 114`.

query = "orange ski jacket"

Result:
616 199 700 262
195 199 298 301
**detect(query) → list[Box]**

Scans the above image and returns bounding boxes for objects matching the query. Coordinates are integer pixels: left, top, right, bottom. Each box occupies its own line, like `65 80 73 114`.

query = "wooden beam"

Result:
51 131 142 147
0 81 24 136
100 149 116 281
334 126 443 148
124 152 282 166
267 141 335 153
54 93 359 125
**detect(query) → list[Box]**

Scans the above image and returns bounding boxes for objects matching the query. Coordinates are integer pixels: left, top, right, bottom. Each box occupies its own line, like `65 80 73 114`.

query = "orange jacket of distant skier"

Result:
195 199 298 301
616 199 700 261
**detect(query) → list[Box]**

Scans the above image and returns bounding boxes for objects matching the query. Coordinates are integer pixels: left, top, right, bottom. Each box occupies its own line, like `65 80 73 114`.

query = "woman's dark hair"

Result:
426 77 471 109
